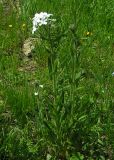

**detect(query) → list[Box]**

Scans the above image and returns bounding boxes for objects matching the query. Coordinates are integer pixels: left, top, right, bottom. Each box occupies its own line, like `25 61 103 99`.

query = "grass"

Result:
0 0 114 159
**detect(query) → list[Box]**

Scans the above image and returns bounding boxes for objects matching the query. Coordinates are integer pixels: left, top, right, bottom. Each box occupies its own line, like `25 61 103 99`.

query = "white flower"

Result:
32 26 37 34
34 92 38 96
112 72 114 76
32 12 55 34
39 85 43 88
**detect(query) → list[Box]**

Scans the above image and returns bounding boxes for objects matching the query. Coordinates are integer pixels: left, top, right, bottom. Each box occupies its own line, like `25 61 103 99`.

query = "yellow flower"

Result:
9 24 12 28
22 23 26 27
86 31 93 36
86 32 90 35
21 23 26 30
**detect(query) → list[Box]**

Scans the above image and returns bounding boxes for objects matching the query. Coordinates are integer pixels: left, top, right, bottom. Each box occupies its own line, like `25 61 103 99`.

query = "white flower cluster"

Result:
32 12 55 34
34 84 44 96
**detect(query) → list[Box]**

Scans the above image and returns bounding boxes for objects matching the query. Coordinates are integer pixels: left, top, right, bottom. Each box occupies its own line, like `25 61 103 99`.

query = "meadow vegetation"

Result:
0 0 114 159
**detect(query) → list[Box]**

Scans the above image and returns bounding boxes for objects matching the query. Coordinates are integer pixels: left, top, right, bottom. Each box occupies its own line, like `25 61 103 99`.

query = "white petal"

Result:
41 20 47 25
34 92 38 96
39 85 43 88
32 26 37 34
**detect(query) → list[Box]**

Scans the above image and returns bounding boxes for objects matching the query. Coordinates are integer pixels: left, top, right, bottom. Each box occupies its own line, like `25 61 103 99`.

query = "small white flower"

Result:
39 85 43 88
32 26 37 34
34 92 38 96
32 12 55 34
46 154 52 160
112 72 114 76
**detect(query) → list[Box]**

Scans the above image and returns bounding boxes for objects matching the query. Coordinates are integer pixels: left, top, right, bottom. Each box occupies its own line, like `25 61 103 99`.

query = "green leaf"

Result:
70 153 84 160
